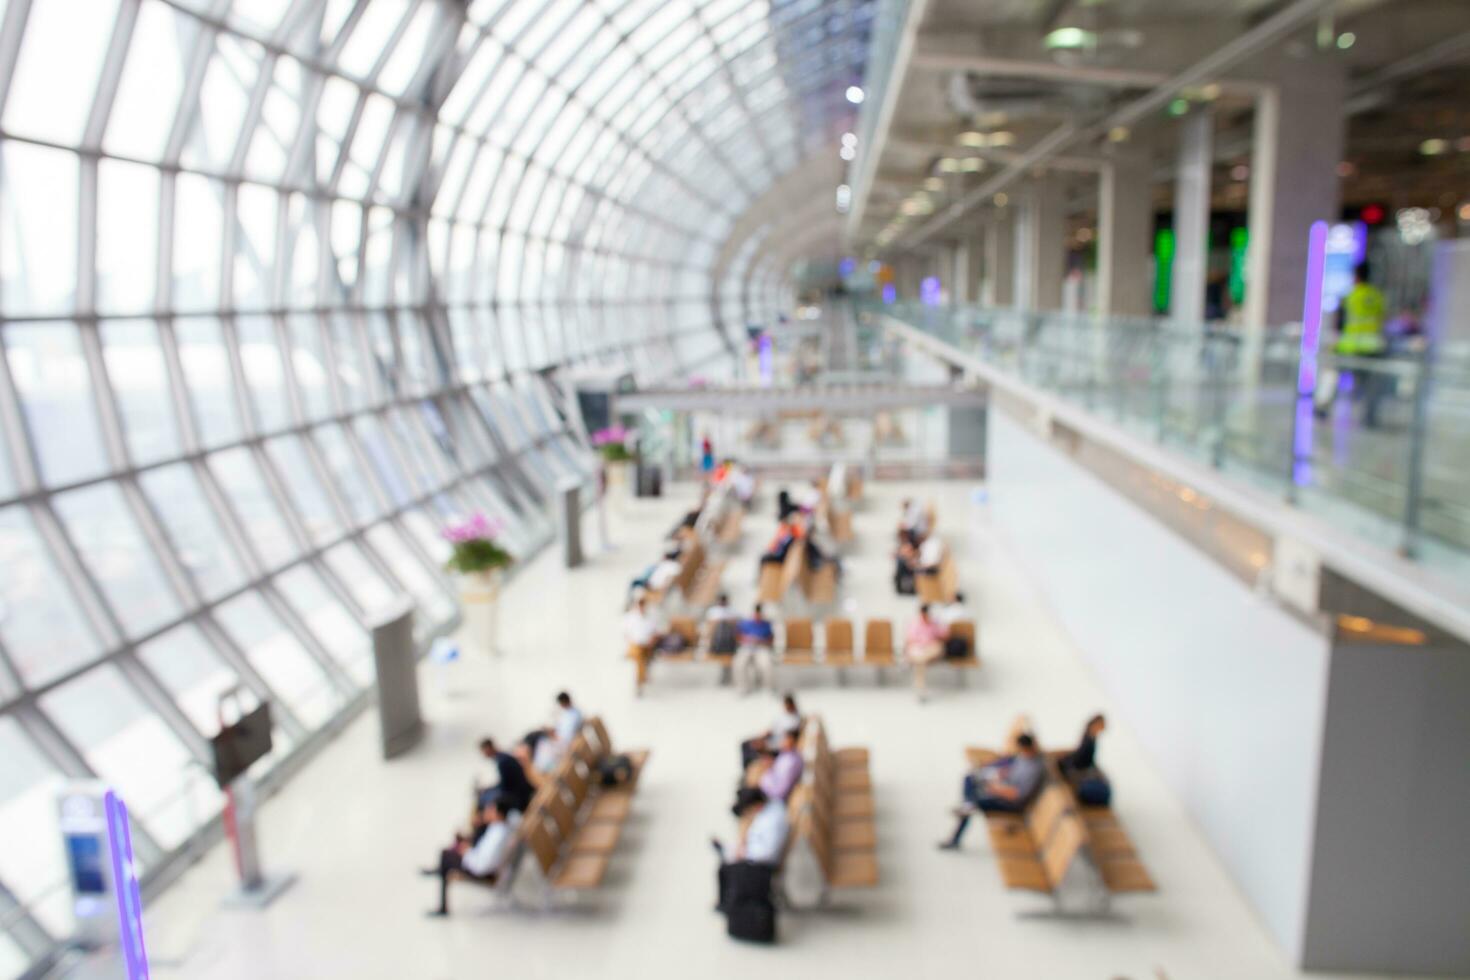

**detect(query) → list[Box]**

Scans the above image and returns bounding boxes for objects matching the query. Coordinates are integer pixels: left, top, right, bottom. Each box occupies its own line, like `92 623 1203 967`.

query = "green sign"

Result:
1153 228 1174 314
1229 227 1248 305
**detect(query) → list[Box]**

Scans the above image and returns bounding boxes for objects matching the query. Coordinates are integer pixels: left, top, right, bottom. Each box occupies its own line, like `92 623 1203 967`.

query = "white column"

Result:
1171 108 1213 324
1014 177 1066 312
1244 55 1347 334
1097 139 1155 318
951 239 971 305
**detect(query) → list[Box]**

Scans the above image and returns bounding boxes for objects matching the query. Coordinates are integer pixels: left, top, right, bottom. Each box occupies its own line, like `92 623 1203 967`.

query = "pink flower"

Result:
591 425 630 447
441 511 503 543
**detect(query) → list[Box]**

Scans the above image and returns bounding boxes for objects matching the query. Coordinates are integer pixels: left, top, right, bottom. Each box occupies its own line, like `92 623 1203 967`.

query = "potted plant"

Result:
442 512 512 654
592 425 635 495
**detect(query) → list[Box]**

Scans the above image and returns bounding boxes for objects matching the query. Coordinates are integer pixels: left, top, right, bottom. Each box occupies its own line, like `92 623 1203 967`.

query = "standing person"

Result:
905 604 949 703
937 735 1045 850
700 432 715 478
733 604 776 694
423 799 520 916
623 594 665 697
1317 264 1388 426
474 737 534 814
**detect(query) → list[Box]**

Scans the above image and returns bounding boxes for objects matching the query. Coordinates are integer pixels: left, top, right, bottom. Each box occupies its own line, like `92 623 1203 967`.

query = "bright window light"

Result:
845 85 865 104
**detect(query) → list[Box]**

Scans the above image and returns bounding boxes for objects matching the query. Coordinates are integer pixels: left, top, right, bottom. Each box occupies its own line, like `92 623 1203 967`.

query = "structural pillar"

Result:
1097 138 1155 318
983 210 1015 307
951 239 971 305
1244 54 1347 336
1171 108 1213 324
1014 177 1066 313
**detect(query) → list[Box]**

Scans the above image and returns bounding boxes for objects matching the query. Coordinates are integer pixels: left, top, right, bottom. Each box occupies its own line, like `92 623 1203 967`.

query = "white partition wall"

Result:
986 412 1330 962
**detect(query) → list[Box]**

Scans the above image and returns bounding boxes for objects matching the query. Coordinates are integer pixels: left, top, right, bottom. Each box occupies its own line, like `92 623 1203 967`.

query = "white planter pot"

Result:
458 568 504 655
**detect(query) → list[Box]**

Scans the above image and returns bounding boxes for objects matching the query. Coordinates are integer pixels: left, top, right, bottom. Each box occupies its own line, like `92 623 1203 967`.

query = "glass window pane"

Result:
0 717 71 934
96 159 160 315
236 316 293 433
262 436 342 545
286 316 333 420
139 464 246 600
52 483 182 637
1 143 78 316
172 175 224 312
138 625 244 738
273 566 371 685
100 321 181 466
176 318 241 447
104 0 193 161
42 663 221 848
353 416 413 507
207 449 299 569
311 425 382 524
4 322 110 486
214 592 340 727
0 505 104 687
364 523 453 626
3 0 121 145
321 542 397 617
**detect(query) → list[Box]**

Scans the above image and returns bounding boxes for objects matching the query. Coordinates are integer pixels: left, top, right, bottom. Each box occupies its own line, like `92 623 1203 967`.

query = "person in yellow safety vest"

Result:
1337 266 1387 356
1317 264 1390 428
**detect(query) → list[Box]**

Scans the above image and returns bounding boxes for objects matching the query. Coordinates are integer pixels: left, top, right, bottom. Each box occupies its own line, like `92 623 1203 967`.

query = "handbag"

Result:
598 754 634 787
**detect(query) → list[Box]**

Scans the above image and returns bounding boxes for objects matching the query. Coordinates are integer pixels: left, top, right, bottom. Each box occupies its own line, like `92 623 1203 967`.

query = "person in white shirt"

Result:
931 593 967 628
641 548 683 595
740 693 801 768
424 799 521 916
713 787 791 912
531 691 584 771
795 479 822 514
917 534 946 573
623 595 665 696
731 466 755 506
899 498 928 538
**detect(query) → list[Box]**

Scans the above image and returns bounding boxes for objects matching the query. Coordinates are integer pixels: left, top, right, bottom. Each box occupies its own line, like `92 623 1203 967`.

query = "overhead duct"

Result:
946 70 1110 120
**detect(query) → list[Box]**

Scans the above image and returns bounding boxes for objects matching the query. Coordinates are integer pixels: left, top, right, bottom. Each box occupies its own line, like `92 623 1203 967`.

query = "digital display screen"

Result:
211 702 274 789
67 834 106 894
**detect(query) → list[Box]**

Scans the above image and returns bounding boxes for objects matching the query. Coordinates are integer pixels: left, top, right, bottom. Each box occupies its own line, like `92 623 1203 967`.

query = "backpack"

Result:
944 636 970 659
710 619 738 654
598 754 634 787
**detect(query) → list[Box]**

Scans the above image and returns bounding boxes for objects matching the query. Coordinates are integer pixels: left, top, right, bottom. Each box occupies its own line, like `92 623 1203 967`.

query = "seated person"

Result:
1059 714 1110 805
623 595 665 696
474 736 534 813
937 734 1044 850
632 547 683 597
529 691 584 772
915 534 946 576
899 497 929 539
423 798 520 916
733 604 776 694
740 693 801 768
794 479 822 514
706 592 740 655
731 465 755 507
712 787 790 913
905 604 949 703
758 518 803 567
752 728 803 802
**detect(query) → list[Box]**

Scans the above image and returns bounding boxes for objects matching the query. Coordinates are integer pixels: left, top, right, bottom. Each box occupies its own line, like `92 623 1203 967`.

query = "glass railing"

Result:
868 301 1470 576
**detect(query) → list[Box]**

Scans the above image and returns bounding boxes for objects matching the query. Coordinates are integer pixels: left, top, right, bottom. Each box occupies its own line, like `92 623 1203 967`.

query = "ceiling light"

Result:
1044 26 1096 50
841 132 857 147
1231 164 1249 181
987 131 1015 147
937 157 960 173
845 86 865 104
1458 203 1470 222
1420 138 1450 156
1107 126 1130 143
1336 32 1355 49
1076 228 1094 243
1200 83 1221 101
924 177 944 190
958 131 986 147
993 192 1009 207
959 157 983 172
1167 98 1190 117
839 144 856 160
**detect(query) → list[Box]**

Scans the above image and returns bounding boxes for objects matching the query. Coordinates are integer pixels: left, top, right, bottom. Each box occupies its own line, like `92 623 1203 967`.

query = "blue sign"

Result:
104 791 150 980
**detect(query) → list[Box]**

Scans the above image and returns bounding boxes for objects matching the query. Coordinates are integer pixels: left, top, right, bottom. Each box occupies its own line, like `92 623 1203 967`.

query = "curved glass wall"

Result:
0 0 870 971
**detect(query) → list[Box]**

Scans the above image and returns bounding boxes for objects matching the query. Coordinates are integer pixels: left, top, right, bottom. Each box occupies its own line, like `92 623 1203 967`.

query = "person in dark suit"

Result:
475 736 534 814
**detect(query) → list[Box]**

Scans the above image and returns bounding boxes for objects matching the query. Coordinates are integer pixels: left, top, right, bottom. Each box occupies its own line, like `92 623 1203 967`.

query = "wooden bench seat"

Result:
961 717 1156 909
785 716 879 900
516 716 648 897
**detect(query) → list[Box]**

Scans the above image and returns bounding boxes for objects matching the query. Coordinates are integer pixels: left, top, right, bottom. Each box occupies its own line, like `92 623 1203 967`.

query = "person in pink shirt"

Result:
906 603 949 703
755 728 804 801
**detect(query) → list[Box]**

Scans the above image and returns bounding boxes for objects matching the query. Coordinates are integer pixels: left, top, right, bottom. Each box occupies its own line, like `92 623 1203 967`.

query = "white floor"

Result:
144 480 1421 980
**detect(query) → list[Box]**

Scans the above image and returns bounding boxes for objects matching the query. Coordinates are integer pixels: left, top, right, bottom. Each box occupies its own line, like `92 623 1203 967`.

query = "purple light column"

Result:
1293 219 1329 486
